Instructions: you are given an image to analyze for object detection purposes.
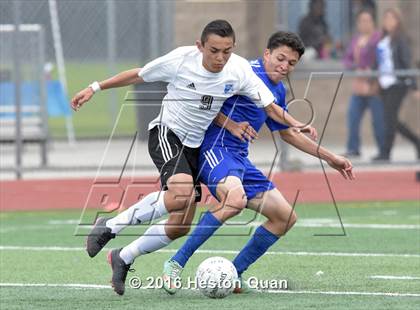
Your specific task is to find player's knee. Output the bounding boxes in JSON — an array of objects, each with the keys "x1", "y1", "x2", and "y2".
[
  {"x1": 279, "y1": 209, "x2": 297, "y2": 234},
  {"x1": 167, "y1": 225, "x2": 191, "y2": 240},
  {"x1": 167, "y1": 180, "x2": 195, "y2": 210},
  {"x1": 271, "y1": 208, "x2": 297, "y2": 235},
  {"x1": 287, "y1": 210, "x2": 298, "y2": 229},
  {"x1": 224, "y1": 194, "x2": 247, "y2": 217},
  {"x1": 228, "y1": 192, "x2": 248, "y2": 209},
  {"x1": 171, "y1": 184, "x2": 194, "y2": 200}
]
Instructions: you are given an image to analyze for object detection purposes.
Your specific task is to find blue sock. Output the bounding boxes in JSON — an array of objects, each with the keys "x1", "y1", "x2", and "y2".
[
  {"x1": 172, "y1": 211, "x2": 222, "y2": 267},
  {"x1": 233, "y1": 225, "x2": 279, "y2": 277}
]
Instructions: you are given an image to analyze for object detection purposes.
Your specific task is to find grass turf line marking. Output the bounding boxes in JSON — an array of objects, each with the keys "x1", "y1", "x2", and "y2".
[
  {"x1": 0, "y1": 283, "x2": 109, "y2": 289},
  {"x1": 229, "y1": 221, "x2": 420, "y2": 230},
  {"x1": 1, "y1": 245, "x2": 419, "y2": 258},
  {"x1": 369, "y1": 275, "x2": 420, "y2": 280},
  {"x1": 45, "y1": 219, "x2": 420, "y2": 230},
  {"x1": 1, "y1": 283, "x2": 419, "y2": 297},
  {"x1": 264, "y1": 289, "x2": 420, "y2": 297}
]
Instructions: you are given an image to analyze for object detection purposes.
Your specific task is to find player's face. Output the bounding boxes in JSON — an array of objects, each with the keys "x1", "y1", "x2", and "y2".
[
  {"x1": 197, "y1": 34, "x2": 235, "y2": 73},
  {"x1": 263, "y1": 45, "x2": 300, "y2": 84}
]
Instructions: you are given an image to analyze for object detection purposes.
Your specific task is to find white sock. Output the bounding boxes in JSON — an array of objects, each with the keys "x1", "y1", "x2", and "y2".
[
  {"x1": 106, "y1": 191, "x2": 167, "y2": 234},
  {"x1": 119, "y1": 221, "x2": 172, "y2": 264}
]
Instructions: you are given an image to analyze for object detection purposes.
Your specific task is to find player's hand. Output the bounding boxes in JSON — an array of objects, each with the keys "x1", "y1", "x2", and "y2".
[
  {"x1": 327, "y1": 155, "x2": 355, "y2": 180},
  {"x1": 228, "y1": 121, "x2": 258, "y2": 142},
  {"x1": 71, "y1": 87, "x2": 94, "y2": 111},
  {"x1": 293, "y1": 124, "x2": 318, "y2": 141},
  {"x1": 300, "y1": 125, "x2": 318, "y2": 141}
]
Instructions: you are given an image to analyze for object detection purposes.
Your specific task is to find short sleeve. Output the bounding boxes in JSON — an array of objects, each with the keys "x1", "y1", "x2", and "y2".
[
  {"x1": 265, "y1": 84, "x2": 289, "y2": 131},
  {"x1": 237, "y1": 60, "x2": 274, "y2": 108},
  {"x1": 138, "y1": 47, "x2": 185, "y2": 83},
  {"x1": 266, "y1": 113, "x2": 289, "y2": 131}
]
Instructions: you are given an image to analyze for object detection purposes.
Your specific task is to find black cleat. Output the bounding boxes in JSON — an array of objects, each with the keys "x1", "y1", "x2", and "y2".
[
  {"x1": 107, "y1": 248, "x2": 132, "y2": 295},
  {"x1": 86, "y1": 217, "x2": 115, "y2": 258}
]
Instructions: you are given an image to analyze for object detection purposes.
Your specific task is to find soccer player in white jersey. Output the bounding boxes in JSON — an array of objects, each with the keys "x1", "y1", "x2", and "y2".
[
  {"x1": 161, "y1": 31, "x2": 355, "y2": 294},
  {"x1": 71, "y1": 20, "x2": 315, "y2": 295}
]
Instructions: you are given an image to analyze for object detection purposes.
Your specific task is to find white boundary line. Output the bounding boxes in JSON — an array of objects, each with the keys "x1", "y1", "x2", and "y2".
[
  {"x1": 294, "y1": 223, "x2": 420, "y2": 230},
  {"x1": 0, "y1": 283, "x2": 110, "y2": 289},
  {"x1": 264, "y1": 289, "x2": 420, "y2": 297},
  {"x1": 229, "y1": 221, "x2": 420, "y2": 230},
  {"x1": 43, "y1": 219, "x2": 420, "y2": 230},
  {"x1": 370, "y1": 275, "x2": 420, "y2": 280},
  {"x1": 0, "y1": 283, "x2": 419, "y2": 298},
  {"x1": 0, "y1": 245, "x2": 419, "y2": 258}
]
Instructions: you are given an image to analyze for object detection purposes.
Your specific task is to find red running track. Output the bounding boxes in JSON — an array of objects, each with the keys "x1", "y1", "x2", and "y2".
[{"x1": 1, "y1": 170, "x2": 419, "y2": 211}]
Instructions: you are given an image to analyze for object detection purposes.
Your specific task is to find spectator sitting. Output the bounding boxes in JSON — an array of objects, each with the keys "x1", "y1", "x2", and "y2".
[{"x1": 298, "y1": 0, "x2": 332, "y2": 59}]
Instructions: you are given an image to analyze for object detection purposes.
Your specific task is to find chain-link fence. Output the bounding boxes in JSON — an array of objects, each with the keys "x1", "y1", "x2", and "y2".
[
  {"x1": 0, "y1": 0, "x2": 173, "y2": 62},
  {"x1": 0, "y1": 0, "x2": 174, "y2": 141}
]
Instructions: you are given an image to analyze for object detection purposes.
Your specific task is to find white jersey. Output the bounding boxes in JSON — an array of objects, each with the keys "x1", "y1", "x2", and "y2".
[{"x1": 138, "y1": 46, "x2": 275, "y2": 148}]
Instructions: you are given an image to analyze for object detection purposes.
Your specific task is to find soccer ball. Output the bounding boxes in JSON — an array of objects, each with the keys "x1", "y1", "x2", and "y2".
[{"x1": 195, "y1": 256, "x2": 238, "y2": 299}]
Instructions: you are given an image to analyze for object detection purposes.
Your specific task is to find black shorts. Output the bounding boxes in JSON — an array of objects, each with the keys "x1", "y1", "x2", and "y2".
[{"x1": 148, "y1": 125, "x2": 202, "y2": 202}]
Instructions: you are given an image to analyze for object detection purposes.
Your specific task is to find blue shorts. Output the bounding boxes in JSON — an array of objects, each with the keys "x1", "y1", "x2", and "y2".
[{"x1": 198, "y1": 147, "x2": 275, "y2": 201}]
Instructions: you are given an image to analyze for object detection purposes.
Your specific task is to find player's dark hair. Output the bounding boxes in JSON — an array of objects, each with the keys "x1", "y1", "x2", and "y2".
[
  {"x1": 267, "y1": 31, "x2": 305, "y2": 58},
  {"x1": 201, "y1": 20, "x2": 235, "y2": 45}
]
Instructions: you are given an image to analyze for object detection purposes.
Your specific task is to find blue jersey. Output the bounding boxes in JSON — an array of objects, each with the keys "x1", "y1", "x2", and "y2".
[{"x1": 200, "y1": 58, "x2": 289, "y2": 156}]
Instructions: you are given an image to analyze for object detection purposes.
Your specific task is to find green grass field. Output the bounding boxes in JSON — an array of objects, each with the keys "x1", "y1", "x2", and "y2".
[{"x1": 1, "y1": 201, "x2": 419, "y2": 309}]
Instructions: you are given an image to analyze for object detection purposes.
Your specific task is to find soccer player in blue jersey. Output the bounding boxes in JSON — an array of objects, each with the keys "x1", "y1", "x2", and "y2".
[
  {"x1": 73, "y1": 21, "x2": 317, "y2": 296},
  {"x1": 162, "y1": 31, "x2": 355, "y2": 294}
]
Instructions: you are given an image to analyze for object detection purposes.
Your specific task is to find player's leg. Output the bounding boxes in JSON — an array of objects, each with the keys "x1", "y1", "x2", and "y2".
[
  {"x1": 87, "y1": 178, "x2": 194, "y2": 259},
  {"x1": 228, "y1": 159, "x2": 296, "y2": 289},
  {"x1": 118, "y1": 173, "x2": 197, "y2": 265},
  {"x1": 104, "y1": 191, "x2": 167, "y2": 235},
  {"x1": 86, "y1": 126, "x2": 189, "y2": 258},
  {"x1": 106, "y1": 169, "x2": 197, "y2": 238},
  {"x1": 110, "y1": 175, "x2": 197, "y2": 296},
  {"x1": 163, "y1": 143, "x2": 203, "y2": 241},
  {"x1": 232, "y1": 187, "x2": 296, "y2": 282},
  {"x1": 170, "y1": 149, "x2": 246, "y2": 267},
  {"x1": 86, "y1": 190, "x2": 168, "y2": 257},
  {"x1": 171, "y1": 175, "x2": 246, "y2": 265},
  {"x1": 163, "y1": 175, "x2": 246, "y2": 294},
  {"x1": 112, "y1": 126, "x2": 198, "y2": 230},
  {"x1": 163, "y1": 150, "x2": 246, "y2": 294},
  {"x1": 108, "y1": 126, "x2": 199, "y2": 295}
]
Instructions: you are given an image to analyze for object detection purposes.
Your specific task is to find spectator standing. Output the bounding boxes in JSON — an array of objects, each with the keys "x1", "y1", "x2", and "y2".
[
  {"x1": 375, "y1": 8, "x2": 419, "y2": 161},
  {"x1": 343, "y1": 10, "x2": 384, "y2": 158}
]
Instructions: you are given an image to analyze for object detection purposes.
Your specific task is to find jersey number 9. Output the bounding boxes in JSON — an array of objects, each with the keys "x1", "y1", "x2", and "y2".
[{"x1": 199, "y1": 95, "x2": 214, "y2": 110}]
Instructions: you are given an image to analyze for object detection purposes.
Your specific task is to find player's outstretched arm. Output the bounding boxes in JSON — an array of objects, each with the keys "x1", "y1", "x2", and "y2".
[
  {"x1": 213, "y1": 112, "x2": 258, "y2": 142},
  {"x1": 71, "y1": 68, "x2": 144, "y2": 111},
  {"x1": 280, "y1": 128, "x2": 355, "y2": 180},
  {"x1": 264, "y1": 103, "x2": 318, "y2": 140}
]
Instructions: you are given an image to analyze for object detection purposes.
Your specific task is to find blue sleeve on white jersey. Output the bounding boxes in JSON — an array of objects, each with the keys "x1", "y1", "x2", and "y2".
[
  {"x1": 266, "y1": 116, "x2": 289, "y2": 132},
  {"x1": 265, "y1": 82, "x2": 289, "y2": 132}
]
